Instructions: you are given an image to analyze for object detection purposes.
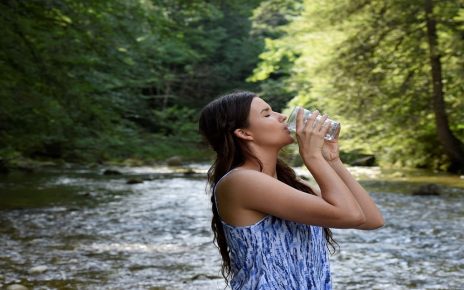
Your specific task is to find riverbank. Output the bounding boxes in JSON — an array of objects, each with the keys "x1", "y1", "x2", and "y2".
[
  {"x1": 2, "y1": 136, "x2": 464, "y2": 199},
  {"x1": 2, "y1": 159, "x2": 464, "y2": 197}
]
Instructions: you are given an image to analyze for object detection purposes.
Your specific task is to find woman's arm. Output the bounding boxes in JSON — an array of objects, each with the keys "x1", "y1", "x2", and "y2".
[
  {"x1": 295, "y1": 110, "x2": 367, "y2": 227},
  {"x1": 327, "y1": 158, "x2": 384, "y2": 229},
  {"x1": 216, "y1": 110, "x2": 366, "y2": 229},
  {"x1": 216, "y1": 168, "x2": 366, "y2": 229},
  {"x1": 320, "y1": 125, "x2": 384, "y2": 229}
]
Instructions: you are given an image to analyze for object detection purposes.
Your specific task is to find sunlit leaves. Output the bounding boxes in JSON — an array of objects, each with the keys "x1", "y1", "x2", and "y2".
[{"x1": 250, "y1": 0, "x2": 464, "y2": 169}]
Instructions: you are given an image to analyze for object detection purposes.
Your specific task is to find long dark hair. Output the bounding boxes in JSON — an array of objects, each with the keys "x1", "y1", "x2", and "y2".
[{"x1": 198, "y1": 90, "x2": 337, "y2": 284}]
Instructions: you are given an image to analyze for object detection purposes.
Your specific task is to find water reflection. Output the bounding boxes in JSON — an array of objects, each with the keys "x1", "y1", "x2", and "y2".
[{"x1": 0, "y1": 165, "x2": 463, "y2": 289}]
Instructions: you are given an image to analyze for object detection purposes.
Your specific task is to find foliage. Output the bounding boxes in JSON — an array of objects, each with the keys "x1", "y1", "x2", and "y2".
[
  {"x1": 250, "y1": 0, "x2": 464, "y2": 170},
  {"x1": 247, "y1": 0, "x2": 304, "y2": 111},
  {"x1": 2, "y1": 0, "x2": 463, "y2": 170},
  {"x1": 0, "y1": 0, "x2": 263, "y2": 163}
]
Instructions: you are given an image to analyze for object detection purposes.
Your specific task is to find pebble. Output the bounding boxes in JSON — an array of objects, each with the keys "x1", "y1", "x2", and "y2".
[
  {"x1": 126, "y1": 178, "x2": 143, "y2": 184},
  {"x1": 166, "y1": 156, "x2": 183, "y2": 166},
  {"x1": 103, "y1": 169, "x2": 122, "y2": 175},
  {"x1": 29, "y1": 265, "x2": 48, "y2": 274},
  {"x1": 6, "y1": 284, "x2": 28, "y2": 290}
]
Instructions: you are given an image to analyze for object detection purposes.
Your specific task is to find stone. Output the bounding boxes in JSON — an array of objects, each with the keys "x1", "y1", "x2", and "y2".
[
  {"x1": 166, "y1": 156, "x2": 183, "y2": 167},
  {"x1": 391, "y1": 171, "x2": 406, "y2": 178},
  {"x1": 126, "y1": 178, "x2": 143, "y2": 184},
  {"x1": 412, "y1": 184, "x2": 441, "y2": 196},
  {"x1": 29, "y1": 265, "x2": 48, "y2": 274},
  {"x1": 6, "y1": 284, "x2": 29, "y2": 290},
  {"x1": 103, "y1": 169, "x2": 122, "y2": 175},
  {"x1": 182, "y1": 168, "x2": 196, "y2": 175},
  {"x1": 142, "y1": 175, "x2": 156, "y2": 181}
]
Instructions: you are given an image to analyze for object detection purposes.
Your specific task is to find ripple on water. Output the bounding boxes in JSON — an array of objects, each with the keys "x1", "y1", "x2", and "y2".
[{"x1": 0, "y1": 166, "x2": 463, "y2": 289}]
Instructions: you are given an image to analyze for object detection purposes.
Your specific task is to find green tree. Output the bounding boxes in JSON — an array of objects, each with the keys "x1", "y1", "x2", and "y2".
[
  {"x1": 247, "y1": 0, "x2": 304, "y2": 111},
  {"x1": 0, "y1": 0, "x2": 267, "y2": 162},
  {"x1": 250, "y1": 0, "x2": 464, "y2": 171}
]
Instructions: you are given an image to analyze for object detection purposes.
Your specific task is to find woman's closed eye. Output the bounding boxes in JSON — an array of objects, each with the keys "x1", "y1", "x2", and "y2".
[{"x1": 260, "y1": 106, "x2": 273, "y2": 118}]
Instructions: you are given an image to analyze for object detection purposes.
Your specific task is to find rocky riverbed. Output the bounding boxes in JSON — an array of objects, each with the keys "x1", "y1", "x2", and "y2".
[{"x1": 0, "y1": 164, "x2": 463, "y2": 289}]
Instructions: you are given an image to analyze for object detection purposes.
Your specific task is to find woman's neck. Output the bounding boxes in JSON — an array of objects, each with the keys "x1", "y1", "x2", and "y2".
[{"x1": 241, "y1": 147, "x2": 279, "y2": 178}]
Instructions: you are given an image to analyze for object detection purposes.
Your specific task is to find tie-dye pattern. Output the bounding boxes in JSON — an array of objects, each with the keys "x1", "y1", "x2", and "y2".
[{"x1": 221, "y1": 215, "x2": 332, "y2": 289}]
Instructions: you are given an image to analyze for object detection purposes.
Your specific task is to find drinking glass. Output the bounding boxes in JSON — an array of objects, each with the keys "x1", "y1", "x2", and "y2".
[{"x1": 286, "y1": 107, "x2": 340, "y2": 141}]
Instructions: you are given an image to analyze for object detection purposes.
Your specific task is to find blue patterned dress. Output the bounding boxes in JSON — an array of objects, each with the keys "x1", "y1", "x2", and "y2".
[{"x1": 215, "y1": 175, "x2": 332, "y2": 289}]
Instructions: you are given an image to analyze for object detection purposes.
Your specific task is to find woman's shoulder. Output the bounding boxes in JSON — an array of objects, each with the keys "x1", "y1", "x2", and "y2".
[
  {"x1": 216, "y1": 168, "x2": 275, "y2": 194},
  {"x1": 219, "y1": 168, "x2": 273, "y2": 184}
]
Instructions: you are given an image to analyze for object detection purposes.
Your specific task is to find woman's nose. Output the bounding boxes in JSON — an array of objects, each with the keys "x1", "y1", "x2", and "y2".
[{"x1": 280, "y1": 113, "x2": 287, "y2": 122}]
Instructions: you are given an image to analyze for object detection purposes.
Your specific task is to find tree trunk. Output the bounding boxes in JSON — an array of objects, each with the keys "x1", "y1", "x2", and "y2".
[{"x1": 424, "y1": 0, "x2": 464, "y2": 172}]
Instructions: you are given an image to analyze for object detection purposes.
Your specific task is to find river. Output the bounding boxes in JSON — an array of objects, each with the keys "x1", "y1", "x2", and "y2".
[{"x1": 0, "y1": 164, "x2": 463, "y2": 289}]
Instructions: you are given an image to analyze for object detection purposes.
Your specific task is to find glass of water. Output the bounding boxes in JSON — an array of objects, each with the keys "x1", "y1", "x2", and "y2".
[{"x1": 287, "y1": 107, "x2": 340, "y2": 141}]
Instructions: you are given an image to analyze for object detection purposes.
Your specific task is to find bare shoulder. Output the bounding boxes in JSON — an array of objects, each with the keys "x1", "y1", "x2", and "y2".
[
  {"x1": 216, "y1": 169, "x2": 279, "y2": 196},
  {"x1": 215, "y1": 169, "x2": 277, "y2": 226},
  {"x1": 215, "y1": 168, "x2": 364, "y2": 228}
]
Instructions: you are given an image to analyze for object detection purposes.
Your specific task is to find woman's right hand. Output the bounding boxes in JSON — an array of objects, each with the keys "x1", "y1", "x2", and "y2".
[{"x1": 295, "y1": 107, "x2": 331, "y2": 162}]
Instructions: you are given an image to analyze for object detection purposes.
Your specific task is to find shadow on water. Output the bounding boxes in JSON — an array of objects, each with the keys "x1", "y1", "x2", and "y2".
[{"x1": 0, "y1": 164, "x2": 463, "y2": 289}]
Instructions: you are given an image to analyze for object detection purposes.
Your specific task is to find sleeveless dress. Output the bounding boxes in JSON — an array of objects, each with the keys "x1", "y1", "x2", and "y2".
[{"x1": 214, "y1": 173, "x2": 333, "y2": 290}]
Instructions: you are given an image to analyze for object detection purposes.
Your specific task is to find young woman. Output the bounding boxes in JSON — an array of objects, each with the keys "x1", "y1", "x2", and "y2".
[{"x1": 198, "y1": 91, "x2": 384, "y2": 289}]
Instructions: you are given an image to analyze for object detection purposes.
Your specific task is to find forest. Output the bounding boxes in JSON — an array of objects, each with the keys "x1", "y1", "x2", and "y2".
[{"x1": 1, "y1": 0, "x2": 463, "y2": 173}]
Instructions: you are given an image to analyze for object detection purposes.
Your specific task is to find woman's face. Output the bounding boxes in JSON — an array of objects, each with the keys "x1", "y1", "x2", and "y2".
[{"x1": 243, "y1": 97, "x2": 294, "y2": 148}]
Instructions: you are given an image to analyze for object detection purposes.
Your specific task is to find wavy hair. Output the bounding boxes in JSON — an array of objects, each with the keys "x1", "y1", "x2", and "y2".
[{"x1": 198, "y1": 90, "x2": 337, "y2": 285}]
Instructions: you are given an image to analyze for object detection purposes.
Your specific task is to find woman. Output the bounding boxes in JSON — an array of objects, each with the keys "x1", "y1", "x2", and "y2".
[{"x1": 198, "y1": 91, "x2": 384, "y2": 289}]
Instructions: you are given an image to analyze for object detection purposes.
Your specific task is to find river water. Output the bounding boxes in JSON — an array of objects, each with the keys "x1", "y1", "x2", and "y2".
[{"x1": 0, "y1": 164, "x2": 463, "y2": 289}]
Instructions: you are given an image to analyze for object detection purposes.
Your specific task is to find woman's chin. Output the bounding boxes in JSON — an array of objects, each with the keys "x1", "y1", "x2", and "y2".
[{"x1": 284, "y1": 136, "x2": 295, "y2": 146}]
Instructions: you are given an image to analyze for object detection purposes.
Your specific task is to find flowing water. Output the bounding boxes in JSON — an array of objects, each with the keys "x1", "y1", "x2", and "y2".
[{"x1": 0, "y1": 164, "x2": 463, "y2": 290}]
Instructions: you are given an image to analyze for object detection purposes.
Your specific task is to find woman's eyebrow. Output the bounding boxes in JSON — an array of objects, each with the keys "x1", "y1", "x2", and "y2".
[{"x1": 260, "y1": 107, "x2": 271, "y2": 114}]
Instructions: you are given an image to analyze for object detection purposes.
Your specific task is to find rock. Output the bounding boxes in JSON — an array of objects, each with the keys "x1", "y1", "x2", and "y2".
[
  {"x1": 80, "y1": 192, "x2": 97, "y2": 197},
  {"x1": 166, "y1": 156, "x2": 183, "y2": 167},
  {"x1": 172, "y1": 167, "x2": 197, "y2": 175},
  {"x1": 182, "y1": 168, "x2": 196, "y2": 175},
  {"x1": 103, "y1": 169, "x2": 122, "y2": 175},
  {"x1": 142, "y1": 175, "x2": 156, "y2": 181},
  {"x1": 126, "y1": 178, "x2": 143, "y2": 184},
  {"x1": 391, "y1": 171, "x2": 406, "y2": 178},
  {"x1": 350, "y1": 155, "x2": 376, "y2": 166},
  {"x1": 412, "y1": 184, "x2": 441, "y2": 196},
  {"x1": 6, "y1": 284, "x2": 28, "y2": 290},
  {"x1": 29, "y1": 265, "x2": 48, "y2": 274}
]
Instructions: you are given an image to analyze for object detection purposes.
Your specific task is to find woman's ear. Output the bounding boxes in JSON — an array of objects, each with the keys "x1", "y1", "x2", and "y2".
[{"x1": 233, "y1": 128, "x2": 253, "y2": 141}]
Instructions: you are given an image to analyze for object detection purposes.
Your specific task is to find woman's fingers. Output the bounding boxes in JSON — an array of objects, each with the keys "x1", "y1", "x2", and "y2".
[
  {"x1": 296, "y1": 109, "x2": 333, "y2": 141},
  {"x1": 295, "y1": 107, "x2": 304, "y2": 133},
  {"x1": 320, "y1": 117, "x2": 331, "y2": 136},
  {"x1": 304, "y1": 110, "x2": 319, "y2": 130},
  {"x1": 316, "y1": 115, "x2": 328, "y2": 132}
]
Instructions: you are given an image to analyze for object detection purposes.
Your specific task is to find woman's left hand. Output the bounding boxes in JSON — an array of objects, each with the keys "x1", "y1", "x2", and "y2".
[{"x1": 322, "y1": 125, "x2": 341, "y2": 162}]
